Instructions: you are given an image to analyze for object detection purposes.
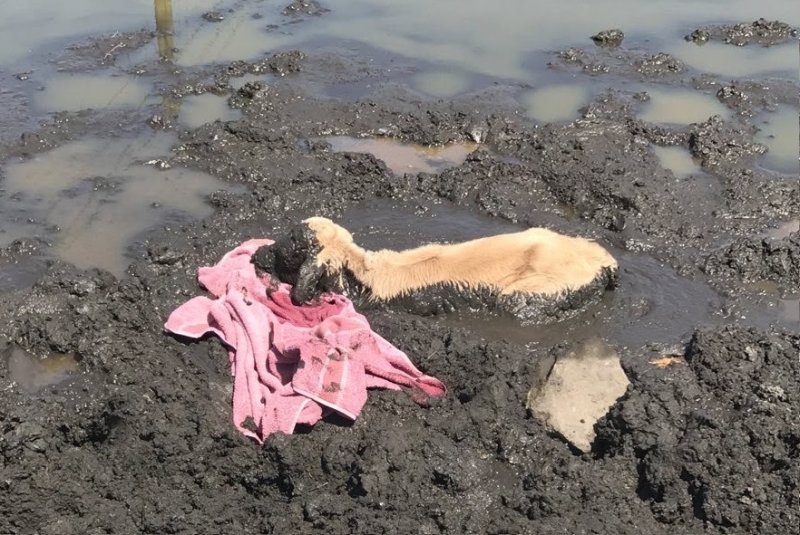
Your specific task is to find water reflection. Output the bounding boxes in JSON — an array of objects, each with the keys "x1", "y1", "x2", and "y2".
[{"x1": 154, "y1": 0, "x2": 175, "y2": 61}]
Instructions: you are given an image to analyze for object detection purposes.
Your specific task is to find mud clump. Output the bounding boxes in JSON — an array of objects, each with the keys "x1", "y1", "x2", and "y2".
[
  {"x1": 57, "y1": 30, "x2": 155, "y2": 70},
  {"x1": 556, "y1": 48, "x2": 685, "y2": 79},
  {"x1": 283, "y1": 0, "x2": 329, "y2": 17},
  {"x1": 687, "y1": 18, "x2": 797, "y2": 46},
  {"x1": 703, "y1": 79, "x2": 800, "y2": 116},
  {"x1": 689, "y1": 115, "x2": 767, "y2": 171},
  {"x1": 636, "y1": 53, "x2": 685, "y2": 77},
  {"x1": 703, "y1": 231, "x2": 800, "y2": 290},
  {"x1": 225, "y1": 50, "x2": 307, "y2": 81},
  {"x1": 596, "y1": 325, "x2": 800, "y2": 532}
]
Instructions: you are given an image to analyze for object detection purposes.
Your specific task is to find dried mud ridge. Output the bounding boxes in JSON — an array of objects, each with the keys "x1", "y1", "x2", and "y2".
[
  {"x1": 686, "y1": 18, "x2": 798, "y2": 46},
  {"x1": 1, "y1": 24, "x2": 800, "y2": 535}
]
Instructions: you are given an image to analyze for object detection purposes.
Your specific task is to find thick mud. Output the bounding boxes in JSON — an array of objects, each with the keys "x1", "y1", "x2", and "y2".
[{"x1": 1, "y1": 8, "x2": 799, "y2": 535}]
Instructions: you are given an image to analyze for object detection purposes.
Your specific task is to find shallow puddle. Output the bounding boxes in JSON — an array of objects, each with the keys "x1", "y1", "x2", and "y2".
[
  {"x1": 412, "y1": 71, "x2": 471, "y2": 98},
  {"x1": 653, "y1": 145, "x2": 702, "y2": 178},
  {"x1": 0, "y1": 258, "x2": 50, "y2": 293},
  {"x1": 325, "y1": 136, "x2": 477, "y2": 175},
  {"x1": 638, "y1": 88, "x2": 730, "y2": 125},
  {"x1": 1, "y1": 133, "x2": 234, "y2": 276},
  {"x1": 5, "y1": 345, "x2": 80, "y2": 393},
  {"x1": 34, "y1": 73, "x2": 153, "y2": 113},
  {"x1": 312, "y1": 0, "x2": 799, "y2": 80},
  {"x1": 2, "y1": 0, "x2": 798, "y2": 81},
  {"x1": 669, "y1": 40, "x2": 798, "y2": 78},
  {"x1": 781, "y1": 298, "x2": 800, "y2": 323},
  {"x1": 754, "y1": 105, "x2": 799, "y2": 174},
  {"x1": 179, "y1": 92, "x2": 241, "y2": 128},
  {"x1": 523, "y1": 84, "x2": 590, "y2": 123},
  {"x1": 764, "y1": 219, "x2": 800, "y2": 240}
]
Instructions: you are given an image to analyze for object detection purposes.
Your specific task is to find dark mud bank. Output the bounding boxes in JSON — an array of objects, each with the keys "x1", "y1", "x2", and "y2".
[{"x1": 2, "y1": 30, "x2": 800, "y2": 535}]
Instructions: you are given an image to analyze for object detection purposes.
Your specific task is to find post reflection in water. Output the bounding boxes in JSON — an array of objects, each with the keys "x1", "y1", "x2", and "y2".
[
  {"x1": 154, "y1": 0, "x2": 175, "y2": 61},
  {"x1": 153, "y1": 0, "x2": 182, "y2": 120}
]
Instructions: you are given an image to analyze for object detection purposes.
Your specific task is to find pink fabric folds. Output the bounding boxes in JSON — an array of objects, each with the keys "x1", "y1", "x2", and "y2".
[{"x1": 164, "y1": 239, "x2": 446, "y2": 442}]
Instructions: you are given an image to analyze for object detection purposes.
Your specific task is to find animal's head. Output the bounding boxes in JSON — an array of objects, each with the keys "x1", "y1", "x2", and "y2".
[{"x1": 252, "y1": 217, "x2": 354, "y2": 304}]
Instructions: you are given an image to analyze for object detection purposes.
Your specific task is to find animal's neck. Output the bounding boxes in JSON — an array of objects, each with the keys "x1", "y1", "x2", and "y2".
[{"x1": 341, "y1": 245, "x2": 446, "y2": 299}]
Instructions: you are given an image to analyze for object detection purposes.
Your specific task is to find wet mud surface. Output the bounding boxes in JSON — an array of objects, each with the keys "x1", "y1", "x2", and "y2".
[{"x1": 1, "y1": 8, "x2": 799, "y2": 535}]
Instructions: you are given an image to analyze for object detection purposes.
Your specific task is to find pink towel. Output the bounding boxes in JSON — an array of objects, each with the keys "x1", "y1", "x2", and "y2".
[{"x1": 164, "y1": 239, "x2": 446, "y2": 442}]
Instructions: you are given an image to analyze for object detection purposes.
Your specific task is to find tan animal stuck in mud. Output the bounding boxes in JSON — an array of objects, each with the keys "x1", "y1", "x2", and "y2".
[{"x1": 253, "y1": 217, "x2": 619, "y2": 323}]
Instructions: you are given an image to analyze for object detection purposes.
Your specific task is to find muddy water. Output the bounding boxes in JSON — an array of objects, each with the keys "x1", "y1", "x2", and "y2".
[
  {"x1": 764, "y1": 219, "x2": 800, "y2": 239},
  {"x1": 339, "y1": 201, "x2": 722, "y2": 350},
  {"x1": 0, "y1": 258, "x2": 51, "y2": 293},
  {"x1": 754, "y1": 105, "x2": 800, "y2": 174},
  {"x1": 1, "y1": 133, "x2": 234, "y2": 276},
  {"x1": 34, "y1": 74, "x2": 153, "y2": 113},
  {"x1": 412, "y1": 71, "x2": 471, "y2": 98},
  {"x1": 326, "y1": 137, "x2": 478, "y2": 175},
  {"x1": 179, "y1": 93, "x2": 242, "y2": 128},
  {"x1": 524, "y1": 84, "x2": 590, "y2": 123},
  {"x1": 0, "y1": 0, "x2": 222, "y2": 68},
  {"x1": 669, "y1": 39, "x2": 798, "y2": 78},
  {"x1": 309, "y1": 0, "x2": 799, "y2": 80},
  {"x1": 4, "y1": 345, "x2": 80, "y2": 393},
  {"x1": 781, "y1": 298, "x2": 800, "y2": 323},
  {"x1": 653, "y1": 145, "x2": 703, "y2": 178},
  {"x1": 638, "y1": 88, "x2": 731, "y2": 125}
]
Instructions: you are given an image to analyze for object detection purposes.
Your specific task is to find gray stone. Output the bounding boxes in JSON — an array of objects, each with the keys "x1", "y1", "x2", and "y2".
[{"x1": 527, "y1": 338, "x2": 629, "y2": 452}]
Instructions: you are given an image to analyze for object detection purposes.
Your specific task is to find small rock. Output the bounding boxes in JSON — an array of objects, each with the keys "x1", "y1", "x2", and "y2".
[
  {"x1": 147, "y1": 114, "x2": 172, "y2": 129},
  {"x1": 686, "y1": 28, "x2": 710, "y2": 44},
  {"x1": 145, "y1": 159, "x2": 172, "y2": 170},
  {"x1": 148, "y1": 245, "x2": 184, "y2": 266},
  {"x1": 202, "y1": 11, "x2": 225, "y2": 22},
  {"x1": 527, "y1": 339, "x2": 630, "y2": 452},
  {"x1": 591, "y1": 29, "x2": 625, "y2": 48}
]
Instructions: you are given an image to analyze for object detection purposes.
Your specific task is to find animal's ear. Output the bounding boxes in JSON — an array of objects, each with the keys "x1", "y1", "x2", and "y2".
[
  {"x1": 290, "y1": 259, "x2": 327, "y2": 305},
  {"x1": 251, "y1": 243, "x2": 278, "y2": 275}
]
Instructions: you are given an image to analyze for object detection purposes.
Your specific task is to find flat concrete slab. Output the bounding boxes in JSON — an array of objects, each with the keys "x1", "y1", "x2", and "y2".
[{"x1": 527, "y1": 338, "x2": 630, "y2": 452}]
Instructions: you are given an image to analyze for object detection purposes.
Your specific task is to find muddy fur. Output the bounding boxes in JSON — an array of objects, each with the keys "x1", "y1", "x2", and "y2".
[{"x1": 253, "y1": 217, "x2": 618, "y2": 323}]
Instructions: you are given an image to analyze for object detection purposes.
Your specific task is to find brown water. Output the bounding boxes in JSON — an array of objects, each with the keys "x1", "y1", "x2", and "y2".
[
  {"x1": 638, "y1": 88, "x2": 731, "y2": 125},
  {"x1": 1, "y1": 133, "x2": 233, "y2": 276},
  {"x1": 179, "y1": 93, "x2": 242, "y2": 128},
  {"x1": 5, "y1": 345, "x2": 80, "y2": 393},
  {"x1": 653, "y1": 145, "x2": 704, "y2": 178},
  {"x1": 34, "y1": 74, "x2": 153, "y2": 113},
  {"x1": 524, "y1": 84, "x2": 591, "y2": 124},
  {"x1": 325, "y1": 137, "x2": 478, "y2": 175},
  {"x1": 668, "y1": 39, "x2": 798, "y2": 78},
  {"x1": 754, "y1": 105, "x2": 800, "y2": 174}
]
